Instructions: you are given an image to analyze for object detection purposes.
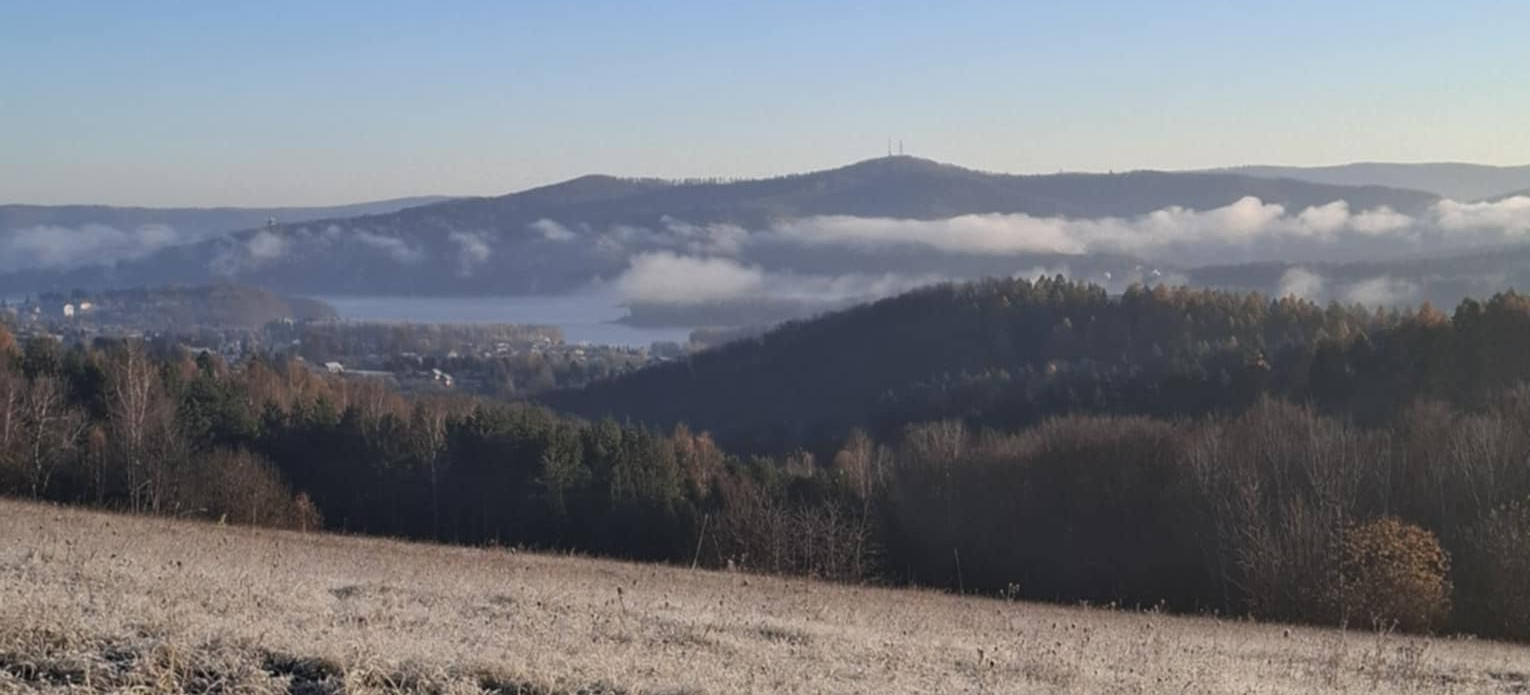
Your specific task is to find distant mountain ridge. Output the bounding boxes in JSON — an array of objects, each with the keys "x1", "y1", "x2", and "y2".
[
  {"x1": 0, "y1": 196, "x2": 458, "y2": 277},
  {"x1": 1213, "y1": 162, "x2": 1530, "y2": 201},
  {"x1": 0, "y1": 196, "x2": 456, "y2": 238},
  {"x1": 0, "y1": 156, "x2": 1444, "y2": 297},
  {"x1": 460, "y1": 156, "x2": 1439, "y2": 224}
]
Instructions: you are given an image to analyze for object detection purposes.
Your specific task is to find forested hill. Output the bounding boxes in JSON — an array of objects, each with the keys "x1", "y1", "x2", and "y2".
[
  {"x1": 0, "y1": 157, "x2": 1441, "y2": 296},
  {"x1": 542, "y1": 277, "x2": 1530, "y2": 452}
]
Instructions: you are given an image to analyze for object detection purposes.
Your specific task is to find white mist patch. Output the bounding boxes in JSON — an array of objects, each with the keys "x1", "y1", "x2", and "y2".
[
  {"x1": 1276, "y1": 267, "x2": 1326, "y2": 300},
  {"x1": 1296, "y1": 201, "x2": 1412, "y2": 236},
  {"x1": 2, "y1": 223, "x2": 183, "y2": 272},
  {"x1": 1342, "y1": 276, "x2": 1420, "y2": 307},
  {"x1": 352, "y1": 230, "x2": 424, "y2": 264},
  {"x1": 530, "y1": 218, "x2": 577, "y2": 242},
  {"x1": 246, "y1": 230, "x2": 289, "y2": 262},
  {"x1": 449, "y1": 231, "x2": 492, "y2": 276},
  {"x1": 1433, "y1": 196, "x2": 1530, "y2": 233},
  {"x1": 615, "y1": 252, "x2": 766, "y2": 304},
  {"x1": 658, "y1": 216, "x2": 748, "y2": 256},
  {"x1": 612, "y1": 251, "x2": 944, "y2": 306}
]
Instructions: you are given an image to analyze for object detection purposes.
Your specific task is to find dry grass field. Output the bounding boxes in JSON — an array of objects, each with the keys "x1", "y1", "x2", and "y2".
[{"x1": 1, "y1": 500, "x2": 1526, "y2": 694}]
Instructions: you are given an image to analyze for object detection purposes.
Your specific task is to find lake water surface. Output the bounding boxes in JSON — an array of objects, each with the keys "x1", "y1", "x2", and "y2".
[{"x1": 316, "y1": 294, "x2": 694, "y2": 347}]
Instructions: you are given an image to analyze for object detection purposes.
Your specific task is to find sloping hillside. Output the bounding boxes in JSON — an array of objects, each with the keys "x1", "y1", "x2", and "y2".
[{"x1": 4, "y1": 500, "x2": 1523, "y2": 695}]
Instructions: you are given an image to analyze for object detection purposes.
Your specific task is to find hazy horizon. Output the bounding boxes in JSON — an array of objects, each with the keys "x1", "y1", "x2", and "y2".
[
  {"x1": 6, "y1": 154, "x2": 1530, "y2": 210},
  {"x1": 6, "y1": 1, "x2": 1530, "y2": 207}
]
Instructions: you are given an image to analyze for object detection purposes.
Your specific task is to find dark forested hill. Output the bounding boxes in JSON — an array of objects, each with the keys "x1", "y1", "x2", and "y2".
[
  {"x1": 543, "y1": 275, "x2": 1530, "y2": 453},
  {"x1": 0, "y1": 157, "x2": 1440, "y2": 296},
  {"x1": 540, "y1": 277, "x2": 1389, "y2": 450}
]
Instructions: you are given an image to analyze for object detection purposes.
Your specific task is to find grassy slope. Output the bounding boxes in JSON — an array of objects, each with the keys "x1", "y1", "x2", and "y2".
[{"x1": 1, "y1": 500, "x2": 1526, "y2": 694}]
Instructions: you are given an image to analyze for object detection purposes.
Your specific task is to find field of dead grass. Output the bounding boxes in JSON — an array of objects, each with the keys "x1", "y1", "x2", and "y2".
[{"x1": 1, "y1": 499, "x2": 1526, "y2": 694}]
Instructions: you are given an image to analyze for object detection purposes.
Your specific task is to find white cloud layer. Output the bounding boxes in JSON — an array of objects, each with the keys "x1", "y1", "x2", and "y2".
[
  {"x1": 0, "y1": 223, "x2": 181, "y2": 272},
  {"x1": 615, "y1": 252, "x2": 766, "y2": 304},
  {"x1": 760, "y1": 195, "x2": 1530, "y2": 266},
  {"x1": 613, "y1": 251, "x2": 943, "y2": 306}
]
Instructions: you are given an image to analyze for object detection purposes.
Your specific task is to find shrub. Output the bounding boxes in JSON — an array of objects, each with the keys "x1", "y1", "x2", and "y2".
[
  {"x1": 175, "y1": 448, "x2": 319, "y2": 530},
  {"x1": 1334, "y1": 517, "x2": 1451, "y2": 632},
  {"x1": 1454, "y1": 499, "x2": 1530, "y2": 640},
  {"x1": 293, "y1": 492, "x2": 324, "y2": 533}
]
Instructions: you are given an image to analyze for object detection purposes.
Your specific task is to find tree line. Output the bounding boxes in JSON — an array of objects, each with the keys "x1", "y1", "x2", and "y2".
[{"x1": 2, "y1": 279, "x2": 1529, "y2": 641}]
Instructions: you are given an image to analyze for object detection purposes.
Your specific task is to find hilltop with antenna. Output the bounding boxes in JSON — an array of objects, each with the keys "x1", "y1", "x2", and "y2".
[{"x1": 0, "y1": 155, "x2": 1441, "y2": 298}]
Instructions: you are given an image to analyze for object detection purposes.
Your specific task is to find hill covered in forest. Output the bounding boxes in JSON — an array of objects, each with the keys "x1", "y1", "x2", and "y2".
[
  {"x1": 0, "y1": 157, "x2": 1441, "y2": 299},
  {"x1": 542, "y1": 276, "x2": 1530, "y2": 452}
]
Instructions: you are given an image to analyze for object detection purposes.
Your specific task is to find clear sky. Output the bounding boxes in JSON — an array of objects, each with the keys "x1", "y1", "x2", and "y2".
[{"x1": 4, "y1": 0, "x2": 1529, "y2": 207}]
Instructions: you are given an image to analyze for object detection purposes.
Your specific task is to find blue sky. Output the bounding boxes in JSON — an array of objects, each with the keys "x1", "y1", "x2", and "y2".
[{"x1": 4, "y1": 0, "x2": 1528, "y2": 206}]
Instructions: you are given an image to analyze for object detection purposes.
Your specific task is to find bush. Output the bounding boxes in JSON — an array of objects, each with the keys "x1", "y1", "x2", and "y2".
[
  {"x1": 1334, "y1": 517, "x2": 1451, "y2": 632},
  {"x1": 1454, "y1": 499, "x2": 1530, "y2": 640},
  {"x1": 175, "y1": 448, "x2": 320, "y2": 530}
]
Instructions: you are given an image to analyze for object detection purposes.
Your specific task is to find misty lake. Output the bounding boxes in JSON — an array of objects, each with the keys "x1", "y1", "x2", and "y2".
[{"x1": 315, "y1": 294, "x2": 695, "y2": 348}]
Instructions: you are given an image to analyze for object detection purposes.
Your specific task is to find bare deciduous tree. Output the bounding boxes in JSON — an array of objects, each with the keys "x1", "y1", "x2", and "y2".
[
  {"x1": 410, "y1": 400, "x2": 450, "y2": 535},
  {"x1": 0, "y1": 366, "x2": 20, "y2": 487},
  {"x1": 19, "y1": 375, "x2": 85, "y2": 499},
  {"x1": 107, "y1": 342, "x2": 174, "y2": 512}
]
